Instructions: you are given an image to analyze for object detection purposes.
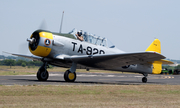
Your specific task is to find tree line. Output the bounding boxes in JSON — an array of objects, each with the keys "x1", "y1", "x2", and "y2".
[{"x1": 0, "y1": 59, "x2": 43, "y2": 67}]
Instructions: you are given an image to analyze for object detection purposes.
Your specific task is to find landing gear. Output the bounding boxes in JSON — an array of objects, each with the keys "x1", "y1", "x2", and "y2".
[
  {"x1": 64, "y1": 62, "x2": 77, "y2": 82},
  {"x1": 142, "y1": 73, "x2": 148, "y2": 83},
  {"x1": 64, "y1": 70, "x2": 76, "y2": 82},
  {"x1": 37, "y1": 62, "x2": 49, "y2": 81},
  {"x1": 142, "y1": 77, "x2": 147, "y2": 83}
]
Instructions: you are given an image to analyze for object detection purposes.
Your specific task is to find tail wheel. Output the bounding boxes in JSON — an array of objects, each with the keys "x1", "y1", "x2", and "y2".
[
  {"x1": 142, "y1": 77, "x2": 147, "y2": 83},
  {"x1": 37, "y1": 68, "x2": 49, "y2": 81},
  {"x1": 64, "y1": 70, "x2": 76, "y2": 82}
]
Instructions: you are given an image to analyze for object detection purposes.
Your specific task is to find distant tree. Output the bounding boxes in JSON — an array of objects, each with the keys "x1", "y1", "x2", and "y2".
[
  {"x1": 16, "y1": 57, "x2": 31, "y2": 61},
  {"x1": 27, "y1": 61, "x2": 43, "y2": 66},
  {"x1": 0, "y1": 55, "x2": 5, "y2": 59},
  {"x1": 21, "y1": 62, "x2": 26, "y2": 67},
  {"x1": 3, "y1": 59, "x2": 16, "y2": 67},
  {"x1": 6, "y1": 56, "x2": 16, "y2": 60},
  {"x1": 0, "y1": 58, "x2": 44, "y2": 67},
  {"x1": 33, "y1": 61, "x2": 43, "y2": 66},
  {"x1": 175, "y1": 65, "x2": 180, "y2": 69},
  {"x1": 16, "y1": 60, "x2": 27, "y2": 66},
  {"x1": 0, "y1": 61, "x2": 2, "y2": 65}
]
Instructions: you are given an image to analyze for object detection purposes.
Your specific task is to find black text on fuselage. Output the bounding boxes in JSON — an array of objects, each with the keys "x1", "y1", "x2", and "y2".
[{"x1": 72, "y1": 42, "x2": 105, "y2": 55}]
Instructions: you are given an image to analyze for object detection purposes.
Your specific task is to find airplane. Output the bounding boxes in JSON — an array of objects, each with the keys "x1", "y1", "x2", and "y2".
[{"x1": 6, "y1": 28, "x2": 173, "y2": 83}]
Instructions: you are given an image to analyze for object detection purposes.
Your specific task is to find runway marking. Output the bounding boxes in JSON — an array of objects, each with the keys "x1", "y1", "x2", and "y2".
[
  {"x1": 134, "y1": 76, "x2": 143, "y2": 78},
  {"x1": 162, "y1": 76, "x2": 174, "y2": 79},
  {"x1": 16, "y1": 74, "x2": 175, "y2": 80}
]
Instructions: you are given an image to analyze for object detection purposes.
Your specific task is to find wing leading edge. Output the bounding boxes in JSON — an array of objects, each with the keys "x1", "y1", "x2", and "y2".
[{"x1": 3, "y1": 52, "x2": 42, "y2": 61}]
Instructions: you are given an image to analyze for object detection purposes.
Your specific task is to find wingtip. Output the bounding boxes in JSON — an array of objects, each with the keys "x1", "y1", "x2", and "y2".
[{"x1": 2, "y1": 51, "x2": 12, "y2": 55}]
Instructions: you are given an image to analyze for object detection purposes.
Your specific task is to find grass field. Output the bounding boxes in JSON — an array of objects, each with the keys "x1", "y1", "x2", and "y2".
[
  {"x1": 0, "y1": 66, "x2": 180, "y2": 108},
  {"x1": 0, "y1": 66, "x2": 63, "y2": 75},
  {"x1": 0, "y1": 85, "x2": 180, "y2": 108}
]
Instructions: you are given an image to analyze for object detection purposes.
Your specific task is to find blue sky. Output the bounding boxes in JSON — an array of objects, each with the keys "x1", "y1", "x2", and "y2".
[{"x1": 0, "y1": 0, "x2": 180, "y2": 59}]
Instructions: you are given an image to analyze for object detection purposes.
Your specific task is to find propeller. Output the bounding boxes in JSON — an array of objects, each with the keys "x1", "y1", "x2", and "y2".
[
  {"x1": 19, "y1": 20, "x2": 47, "y2": 54},
  {"x1": 39, "y1": 19, "x2": 47, "y2": 30},
  {"x1": 18, "y1": 42, "x2": 29, "y2": 54}
]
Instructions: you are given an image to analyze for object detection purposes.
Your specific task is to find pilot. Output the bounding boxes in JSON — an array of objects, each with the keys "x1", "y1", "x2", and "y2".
[{"x1": 76, "y1": 30, "x2": 84, "y2": 41}]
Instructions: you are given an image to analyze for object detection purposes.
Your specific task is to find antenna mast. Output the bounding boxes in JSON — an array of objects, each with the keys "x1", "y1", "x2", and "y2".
[{"x1": 59, "y1": 11, "x2": 64, "y2": 33}]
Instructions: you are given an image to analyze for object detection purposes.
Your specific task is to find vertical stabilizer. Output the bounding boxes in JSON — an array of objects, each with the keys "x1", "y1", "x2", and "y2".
[
  {"x1": 145, "y1": 39, "x2": 161, "y2": 54},
  {"x1": 146, "y1": 39, "x2": 162, "y2": 74}
]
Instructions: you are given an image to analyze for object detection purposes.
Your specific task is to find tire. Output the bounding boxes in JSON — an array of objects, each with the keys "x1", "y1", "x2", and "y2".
[
  {"x1": 37, "y1": 68, "x2": 49, "y2": 81},
  {"x1": 142, "y1": 77, "x2": 147, "y2": 83},
  {"x1": 64, "y1": 70, "x2": 76, "y2": 82}
]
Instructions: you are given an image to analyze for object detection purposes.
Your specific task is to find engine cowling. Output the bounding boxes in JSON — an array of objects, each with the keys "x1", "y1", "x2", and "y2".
[{"x1": 28, "y1": 30, "x2": 53, "y2": 57}]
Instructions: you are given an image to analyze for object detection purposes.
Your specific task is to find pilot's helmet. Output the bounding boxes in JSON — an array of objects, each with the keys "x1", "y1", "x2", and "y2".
[{"x1": 77, "y1": 30, "x2": 83, "y2": 36}]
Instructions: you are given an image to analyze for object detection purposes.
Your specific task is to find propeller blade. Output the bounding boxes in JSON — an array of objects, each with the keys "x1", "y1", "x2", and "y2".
[
  {"x1": 18, "y1": 42, "x2": 29, "y2": 54},
  {"x1": 39, "y1": 19, "x2": 47, "y2": 30}
]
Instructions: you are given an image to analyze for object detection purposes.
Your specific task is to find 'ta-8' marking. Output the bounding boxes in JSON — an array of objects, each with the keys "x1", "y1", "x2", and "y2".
[{"x1": 72, "y1": 42, "x2": 105, "y2": 55}]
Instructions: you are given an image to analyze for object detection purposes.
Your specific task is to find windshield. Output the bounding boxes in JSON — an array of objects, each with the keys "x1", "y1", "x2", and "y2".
[
  {"x1": 69, "y1": 29, "x2": 115, "y2": 48},
  {"x1": 106, "y1": 38, "x2": 115, "y2": 48}
]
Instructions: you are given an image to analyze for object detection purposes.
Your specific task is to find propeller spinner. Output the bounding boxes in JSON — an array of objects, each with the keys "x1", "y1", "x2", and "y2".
[{"x1": 27, "y1": 30, "x2": 53, "y2": 57}]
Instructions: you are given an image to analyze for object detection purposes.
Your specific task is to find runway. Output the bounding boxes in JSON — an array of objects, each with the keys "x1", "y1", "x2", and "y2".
[{"x1": 0, "y1": 72, "x2": 179, "y2": 85}]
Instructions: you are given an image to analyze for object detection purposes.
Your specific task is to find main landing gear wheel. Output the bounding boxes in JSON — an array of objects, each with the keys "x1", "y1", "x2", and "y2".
[
  {"x1": 37, "y1": 67, "x2": 49, "y2": 81},
  {"x1": 142, "y1": 77, "x2": 147, "y2": 83},
  {"x1": 64, "y1": 70, "x2": 76, "y2": 82},
  {"x1": 142, "y1": 73, "x2": 148, "y2": 83}
]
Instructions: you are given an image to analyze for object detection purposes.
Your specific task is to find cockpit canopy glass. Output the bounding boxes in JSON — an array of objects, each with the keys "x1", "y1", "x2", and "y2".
[{"x1": 69, "y1": 29, "x2": 115, "y2": 48}]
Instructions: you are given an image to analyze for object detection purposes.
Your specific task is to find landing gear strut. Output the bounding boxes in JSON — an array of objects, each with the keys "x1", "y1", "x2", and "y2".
[
  {"x1": 37, "y1": 62, "x2": 49, "y2": 81},
  {"x1": 142, "y1": 73, "x2": 148, "y2": 83},
  {"x1": 64, "y1": 62, "x2": 77, "y2": 82}
]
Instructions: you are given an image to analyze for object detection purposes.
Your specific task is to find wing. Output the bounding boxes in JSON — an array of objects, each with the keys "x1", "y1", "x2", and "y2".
[
  {"x1": 5, "y1": 51, "x2": 165, "y2": 70},
  {"x1": 3, "y1": 52, "x2": 42, "y2": 61},
  {"x1": 55, "y1": 51, "x2": 165, "y2": 70}
]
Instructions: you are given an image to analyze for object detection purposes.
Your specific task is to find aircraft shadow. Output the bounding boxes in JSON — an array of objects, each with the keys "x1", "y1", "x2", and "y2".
[{"x1": 10, "y1": 79, "x2": 165, "y2": 85}]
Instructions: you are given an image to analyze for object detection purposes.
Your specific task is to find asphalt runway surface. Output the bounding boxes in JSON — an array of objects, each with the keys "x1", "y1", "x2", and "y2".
[{"x1": 0, "y1": 72, "x2": 179, "y2": 85}]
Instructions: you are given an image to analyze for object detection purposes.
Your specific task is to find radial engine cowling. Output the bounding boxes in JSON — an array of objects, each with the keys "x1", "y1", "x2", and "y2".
[{"x1": 28, "y1": 30, "x2": 53, "y2": 57}]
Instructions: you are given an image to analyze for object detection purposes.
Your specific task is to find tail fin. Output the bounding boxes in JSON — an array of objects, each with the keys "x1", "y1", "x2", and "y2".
[
  {"x1": 145, "y1": 39, "x2": 161, "y2": 54},
  {"x1": 146, "y1": 39, "x2": 162, "y2": 74}
]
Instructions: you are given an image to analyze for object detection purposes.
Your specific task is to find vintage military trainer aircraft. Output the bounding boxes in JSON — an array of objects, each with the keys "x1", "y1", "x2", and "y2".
[{"x1": 6, "y1": 28, "x2": 173, "y2": 83}]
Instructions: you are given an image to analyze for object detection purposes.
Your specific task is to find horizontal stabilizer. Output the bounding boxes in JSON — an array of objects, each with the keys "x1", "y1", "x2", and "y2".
[{"x1": 157, "y1": 59, "x2": 174, "y2": 64}]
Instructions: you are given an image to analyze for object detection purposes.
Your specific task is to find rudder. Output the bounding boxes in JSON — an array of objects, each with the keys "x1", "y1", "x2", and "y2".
[{"x1": 146, "y1": 39, "x2": 162, "y2": 74}]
